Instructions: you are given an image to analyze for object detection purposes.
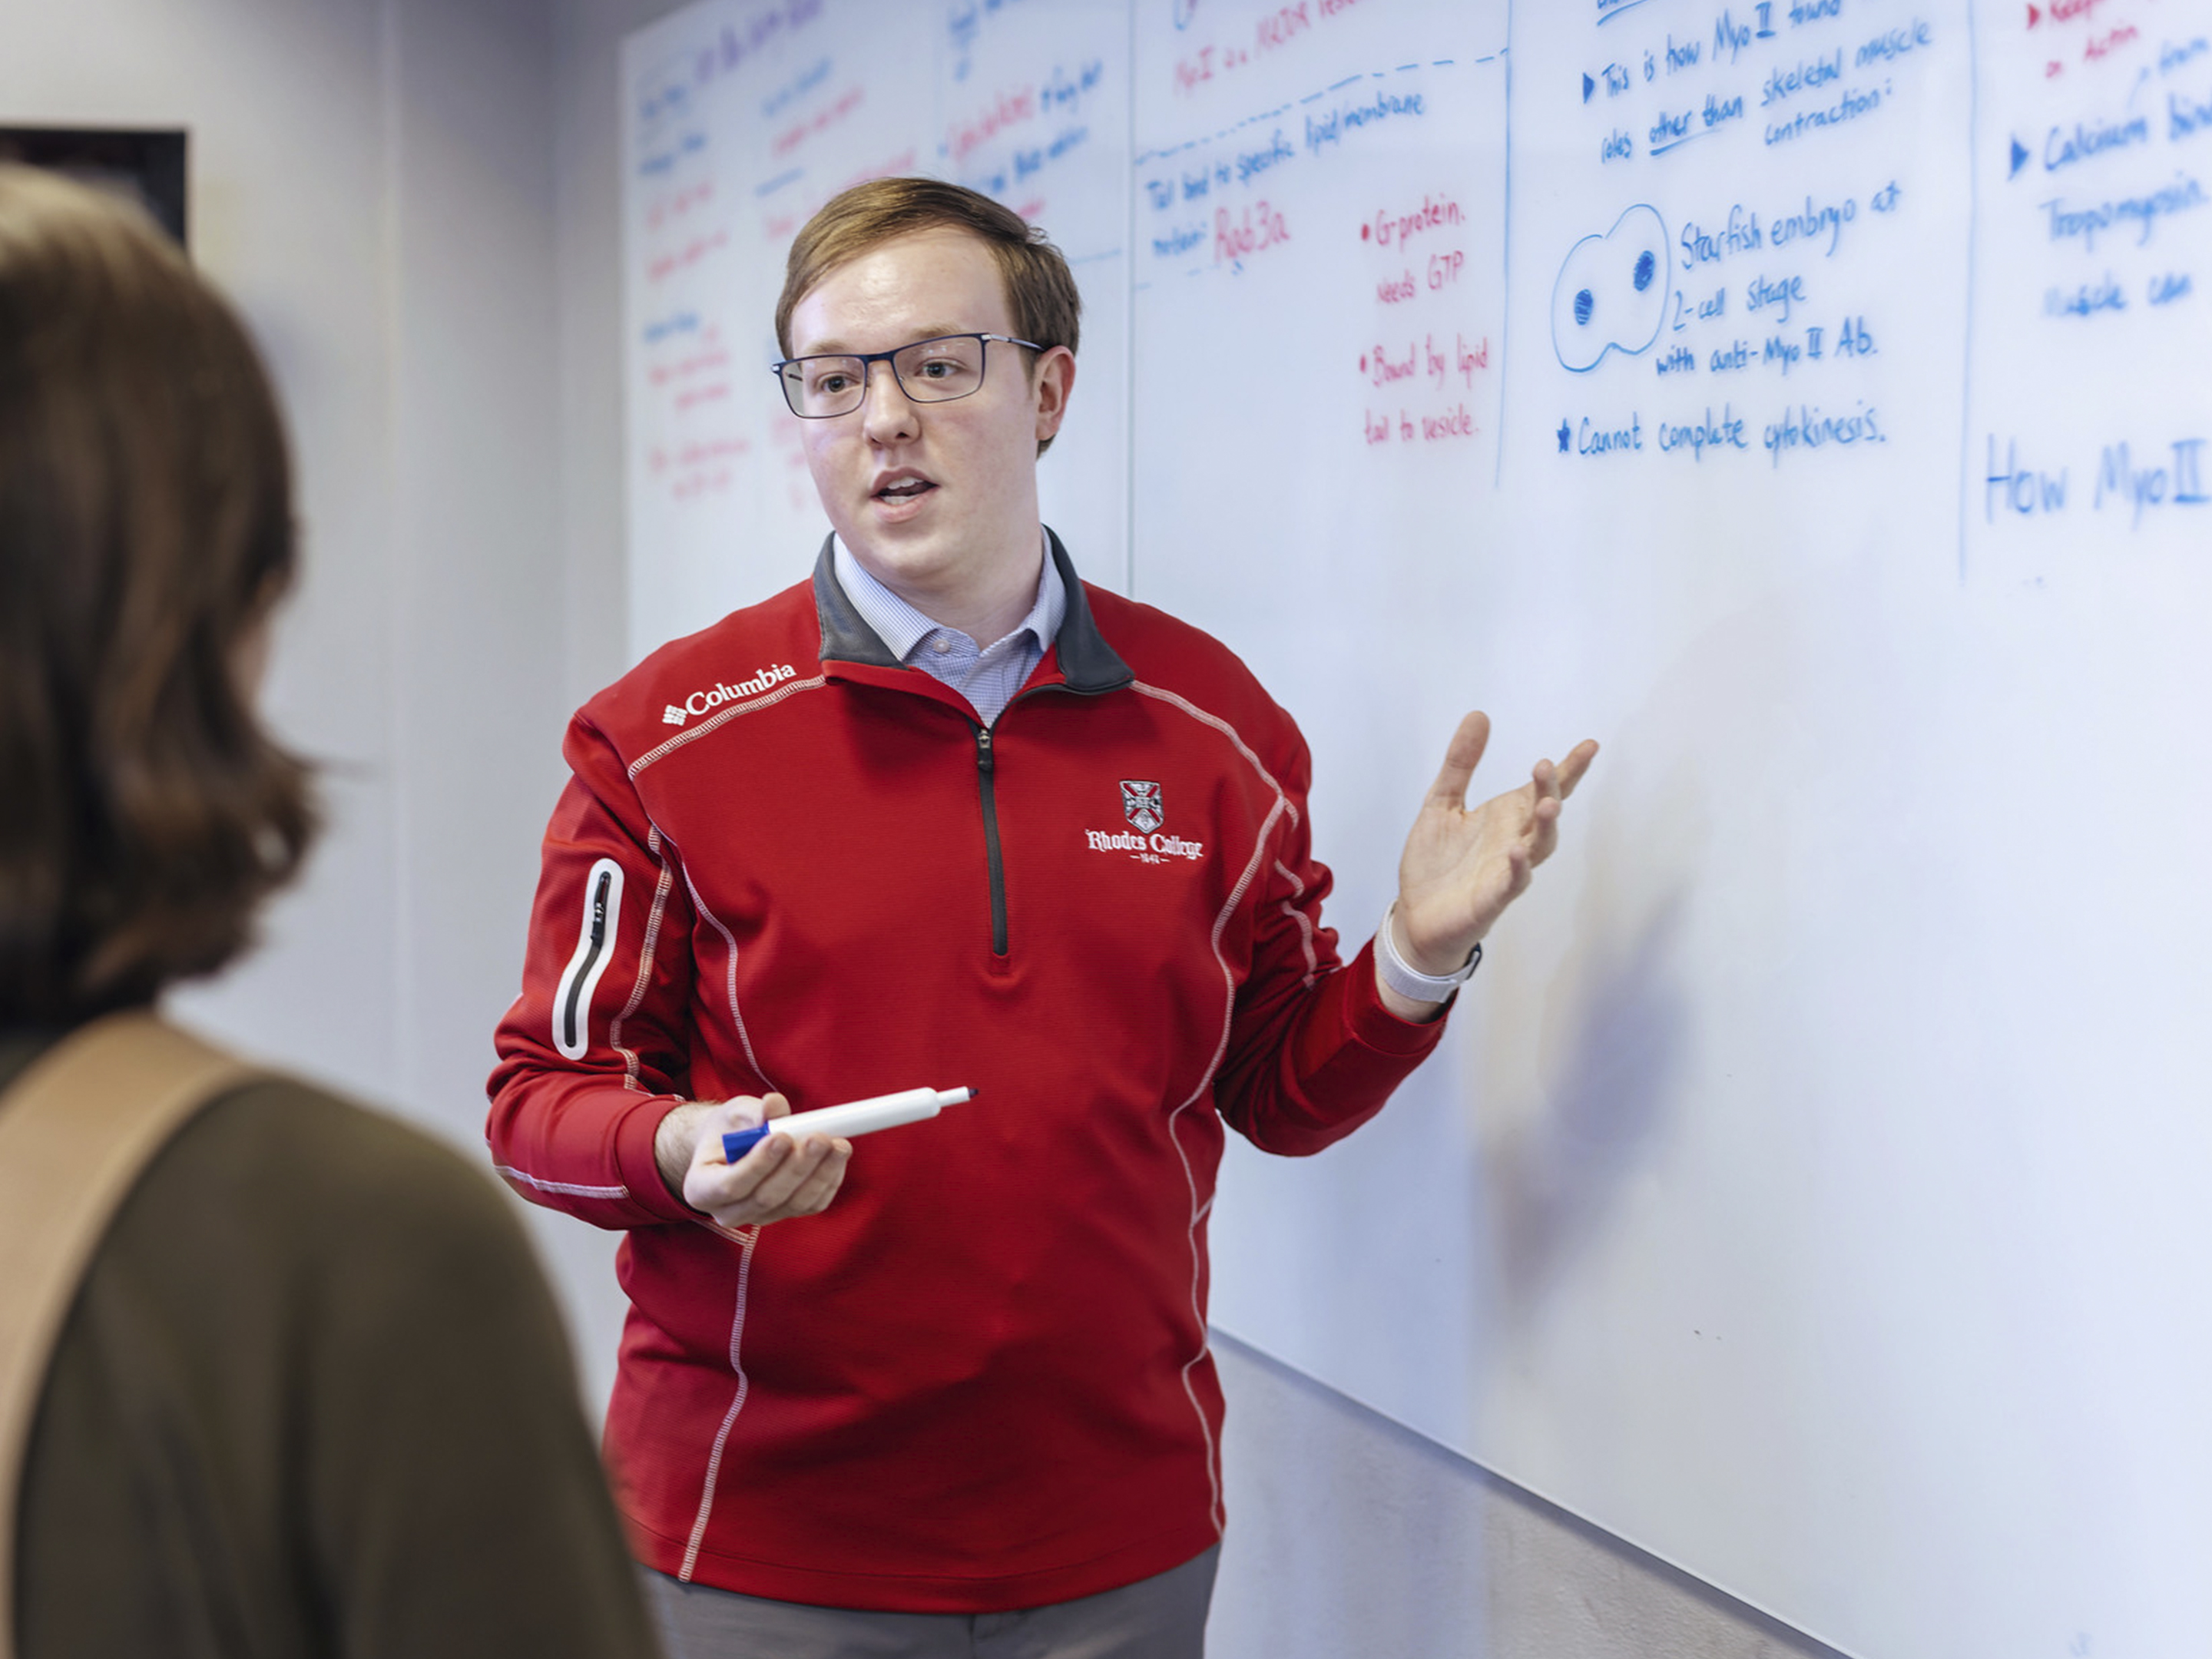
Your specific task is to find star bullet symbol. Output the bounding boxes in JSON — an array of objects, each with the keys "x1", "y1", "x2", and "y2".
[{"x1": 1557, "y1": 419, "x2": 1572, "y2": 453}]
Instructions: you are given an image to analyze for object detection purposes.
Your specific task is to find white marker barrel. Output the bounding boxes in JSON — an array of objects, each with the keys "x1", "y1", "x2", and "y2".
[{"x1": 767, "y1": 1086, "x2": 972, "y2": 1142}]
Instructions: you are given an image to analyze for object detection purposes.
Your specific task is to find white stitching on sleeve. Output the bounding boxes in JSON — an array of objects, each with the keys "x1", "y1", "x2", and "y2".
[
  {"x1": 609, "y1": 824, "x2": 677, "y2": 1093},
  {"x1": 665, "y1": 838, "x2": 776, "y2": 1094},
  {"x1": 630, "y1": 676, "x2": 827, "y2": 778},
  {"x1": 493, "y1": 1164, "x2": 628, "y2": 1201},
  {"x1": 1271, "y1": 859, "x2": 1322, "y2": 990},
  {"x1": 1128, "y1": 680, "x2": 1300, "y2": 826}
]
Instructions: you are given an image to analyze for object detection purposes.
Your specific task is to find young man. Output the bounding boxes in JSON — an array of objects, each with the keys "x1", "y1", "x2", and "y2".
[{"x1": 489, "y1": 178, "x2": 1595, "y2": 1657}]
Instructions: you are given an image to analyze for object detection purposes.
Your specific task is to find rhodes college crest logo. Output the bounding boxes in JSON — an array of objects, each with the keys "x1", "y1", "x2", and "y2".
[
  {"x1": 1121, "y1": 780, "x2": 1164, "y2": 834},
  {"x1": 1087, "y1": 780, "x2": 1201, "y2": 864}
]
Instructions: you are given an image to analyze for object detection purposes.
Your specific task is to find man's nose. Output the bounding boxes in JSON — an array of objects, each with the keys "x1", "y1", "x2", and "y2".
[{"x1": 859, "y1": 359, "x2": 919, "y2": 444}]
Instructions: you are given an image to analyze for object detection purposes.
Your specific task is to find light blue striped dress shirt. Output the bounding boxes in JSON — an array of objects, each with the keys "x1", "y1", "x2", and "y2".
[{"x1": 830, "y1": 534, "x2": 1066, "y2": 727}]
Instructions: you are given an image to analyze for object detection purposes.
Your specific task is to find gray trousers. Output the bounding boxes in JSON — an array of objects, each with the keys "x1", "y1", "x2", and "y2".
[{"x1": 639, "y1": 1545, "x2": 1219, "y2": 1659}]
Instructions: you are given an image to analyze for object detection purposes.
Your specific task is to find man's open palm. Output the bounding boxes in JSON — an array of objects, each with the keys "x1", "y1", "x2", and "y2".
[{"x1": 1392, "y1": 712, "x2": 1599, "y2": 976}]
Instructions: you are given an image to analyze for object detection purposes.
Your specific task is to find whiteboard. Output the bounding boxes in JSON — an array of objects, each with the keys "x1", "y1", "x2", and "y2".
[
  {"x1": 622, "y1": 0, "x2": 1132, "y2": 657},
  {"x1": 622, "y1": 5, "x2": 2212, "y2": 1656}
]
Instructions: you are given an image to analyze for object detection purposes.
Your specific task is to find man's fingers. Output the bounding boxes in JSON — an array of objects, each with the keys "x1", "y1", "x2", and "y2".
[
  {"x1": 746, "y1": 1142, "x2": 844, "y2": 1224},
  {"x1": 1528, "y1": 801, "x2": 1562, "y2": 866},
  {"x1": 1504, "y1": 839, "x2": 1534, "y2": 899},
  {"x1": 1429, "y1": 722, "x2": 1595, "y2": 819},
  {"x1": 760, "y1": 1134, "x2": 849, "y2": 1211},
  {"x1": 1424, "y1": 710, "x2": 1493, "y2": 810},
  {"x1": 782, "y1": 1139, "x2": 852, "y2": 1216},
  {"x1": 724, "y1": 1129, "x2": 792, "y2": 1191},
  {"x1": 694, "y1": 1095, "x2": 777, "y2": 1166},
  {"x1": 1555, "y1": 739, "x2": 1600, "y2": 799},
  {"x1": 686, "y1": 1131, "x2": 775, "y2": 1213},
  {"x1": 742, "y1": 1134, "x2": 826, "y2": 1210}
]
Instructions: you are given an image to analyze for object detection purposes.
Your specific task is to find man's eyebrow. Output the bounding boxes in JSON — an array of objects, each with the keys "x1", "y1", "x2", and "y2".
[{"x1": 791, "y1": 326, "x2": 975, "y2": 356}]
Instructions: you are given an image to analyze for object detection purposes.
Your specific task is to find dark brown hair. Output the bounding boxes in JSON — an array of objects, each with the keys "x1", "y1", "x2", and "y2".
[
  {"x1": 0, "y1": 165, "x2": 313, "y2": 1025},
  {"x1": 775, "y1": 177, "x2": 1081, "y2": 455}
]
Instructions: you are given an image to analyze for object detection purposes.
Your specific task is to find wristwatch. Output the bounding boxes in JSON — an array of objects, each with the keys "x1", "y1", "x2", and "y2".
[{"x1": 1376, "y1": 901, "x2": 1482, "y2": 1003}]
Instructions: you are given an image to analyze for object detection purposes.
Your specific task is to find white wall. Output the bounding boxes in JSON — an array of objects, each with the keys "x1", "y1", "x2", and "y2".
[
  {"x1": 7, "y1": 1, "x2": 1838, "y2": 1651},
  {"x1": 1, "y1": 0, "x2": 404, "y2": 1094},
  {"x1": 1, "y1": 0, "x2": 622, "y2": 1392},
  {"x1": 545, "y1": 0, "x2": 677, "y2": 1412},
  {"x1": 0, "y1": 0, "x2": 564, "y2": 1133}
]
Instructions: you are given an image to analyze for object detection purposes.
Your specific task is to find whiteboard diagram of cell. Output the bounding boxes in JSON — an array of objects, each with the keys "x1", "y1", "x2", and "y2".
[{"x1": 1551, "y1": 205, "x2": 1670, "y2": 373}]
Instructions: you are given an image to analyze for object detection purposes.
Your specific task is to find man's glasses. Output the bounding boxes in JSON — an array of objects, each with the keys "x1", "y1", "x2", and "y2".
[{"x1": 772, "y1": 333, "x2": 1041, "y2": 419}]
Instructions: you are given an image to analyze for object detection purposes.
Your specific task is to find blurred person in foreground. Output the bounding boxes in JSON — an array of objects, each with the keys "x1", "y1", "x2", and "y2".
[{"x1": 0, "y1": 165, "x2": 659, "y2": 1657}]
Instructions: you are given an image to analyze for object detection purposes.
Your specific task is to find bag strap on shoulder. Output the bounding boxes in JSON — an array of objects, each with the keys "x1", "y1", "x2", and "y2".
[{"x1": 0, "y1": 1011, "x2": 258, "y2": 1653}]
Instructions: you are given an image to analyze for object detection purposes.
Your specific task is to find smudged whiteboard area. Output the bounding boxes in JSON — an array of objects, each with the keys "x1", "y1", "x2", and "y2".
[{"x1": 622, "y1": 3, "x2": 2212, "y2": 1656}]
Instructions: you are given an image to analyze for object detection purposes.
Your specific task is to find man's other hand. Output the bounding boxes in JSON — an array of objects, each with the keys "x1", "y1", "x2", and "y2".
[
  {"x1": 1382, "y1": 712, "x2": 1599, "y2": 1019},
  {"x1": 654, "y1": 1094, "x2": 851, "y2": 1230}
]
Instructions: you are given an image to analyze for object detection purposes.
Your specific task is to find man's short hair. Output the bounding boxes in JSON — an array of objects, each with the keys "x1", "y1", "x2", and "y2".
[
  {"x1": 0, "y1": 164, "x2": 313, "y2": 1024},
  {"x1": 775, "y1": 177, "x2": 1081, "y2": 456}
]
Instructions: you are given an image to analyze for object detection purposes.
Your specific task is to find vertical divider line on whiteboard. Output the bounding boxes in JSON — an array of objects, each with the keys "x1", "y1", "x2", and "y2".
[
  {"x1": 1957, "y1": 0, "x2": 1983, "y2": 584},
  {"x1": 1124, "y1": 0, "x2": 1138, "y2": 599},
  {"x1": 1495, "y1": 2, "x2": 1515, "y2": 488}
]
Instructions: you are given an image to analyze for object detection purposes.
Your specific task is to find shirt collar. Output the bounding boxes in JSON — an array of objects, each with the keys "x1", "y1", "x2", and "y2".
[{"x1": 830, "y1": 532, "x2": 1065, "y2": 663}]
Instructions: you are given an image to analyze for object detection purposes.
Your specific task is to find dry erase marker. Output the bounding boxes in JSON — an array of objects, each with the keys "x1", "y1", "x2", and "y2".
[{"x1": 720, "y1": 1086, "x2": 975, "y2": 1161}]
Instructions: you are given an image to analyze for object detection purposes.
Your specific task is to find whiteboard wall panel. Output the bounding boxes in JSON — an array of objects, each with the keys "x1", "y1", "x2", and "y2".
[
  {"x1": 621, "y1": 0, "x2": 1132, "y2": 661},
  {"x1": 621, "y1": 4, "x2": 2212, "y2": 1656}
]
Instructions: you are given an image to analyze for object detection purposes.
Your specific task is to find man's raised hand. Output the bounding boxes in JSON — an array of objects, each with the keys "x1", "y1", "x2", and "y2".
[{"x1": 1382, "y1": 712, "x2": 1598, "y2": 1015}]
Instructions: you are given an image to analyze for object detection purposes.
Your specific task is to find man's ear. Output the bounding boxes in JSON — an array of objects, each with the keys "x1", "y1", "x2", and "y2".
[{"x1": 1032, "y1": 346, "x2": 1076, "y2": 445}]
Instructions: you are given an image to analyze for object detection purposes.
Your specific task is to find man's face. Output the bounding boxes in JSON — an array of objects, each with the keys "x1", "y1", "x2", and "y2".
[{"x1": 786, "y1": 227, "x2": 1071, "y2": 606}]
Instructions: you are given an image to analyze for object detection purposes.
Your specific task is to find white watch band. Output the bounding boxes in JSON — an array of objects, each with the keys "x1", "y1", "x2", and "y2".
[{"x1": 1376, "y1": 902, "x2": 1482, "y2": 1003}]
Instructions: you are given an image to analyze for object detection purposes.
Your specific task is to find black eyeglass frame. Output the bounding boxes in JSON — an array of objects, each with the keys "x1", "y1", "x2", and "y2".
[{"x1": 770, "y1": 332, "x2": 1045, "y2": 419}]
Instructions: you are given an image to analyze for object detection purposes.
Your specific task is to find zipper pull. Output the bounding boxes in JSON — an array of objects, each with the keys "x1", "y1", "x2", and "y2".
[{"x1": 975, "y1": 727, "x2": 995, "y2": 774}]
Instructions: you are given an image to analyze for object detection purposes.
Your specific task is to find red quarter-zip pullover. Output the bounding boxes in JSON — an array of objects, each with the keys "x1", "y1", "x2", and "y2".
[{"x1": 487, "y1": 535, "x2": 1446, "y2": 1611}]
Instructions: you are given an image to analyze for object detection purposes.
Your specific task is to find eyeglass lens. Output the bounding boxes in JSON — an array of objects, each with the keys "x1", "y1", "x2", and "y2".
[{"x1": 780, "y1": 335, "x2": 990, "y2": 417}]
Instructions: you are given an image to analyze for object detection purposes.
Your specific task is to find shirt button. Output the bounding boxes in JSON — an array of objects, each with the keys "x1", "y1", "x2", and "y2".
[{"x1": 931, "y1": 636, "x2": 952, "y2": 654}]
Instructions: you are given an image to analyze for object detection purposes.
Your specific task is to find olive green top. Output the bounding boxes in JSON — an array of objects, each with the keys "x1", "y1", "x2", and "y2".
[{"x1": 2, "y1": 1031, "x2": 658, "y2": 1659}]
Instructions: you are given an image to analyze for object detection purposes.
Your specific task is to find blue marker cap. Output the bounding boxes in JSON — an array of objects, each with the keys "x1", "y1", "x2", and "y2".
[{"x1": 720, "y1": 1124, "x2": 773, "y2": 1162}]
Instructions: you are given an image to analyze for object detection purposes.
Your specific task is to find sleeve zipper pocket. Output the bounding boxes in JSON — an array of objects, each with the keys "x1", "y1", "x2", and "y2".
[{"x1": 554, "y1": 858, "x2": 625, "y2": 1058}]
